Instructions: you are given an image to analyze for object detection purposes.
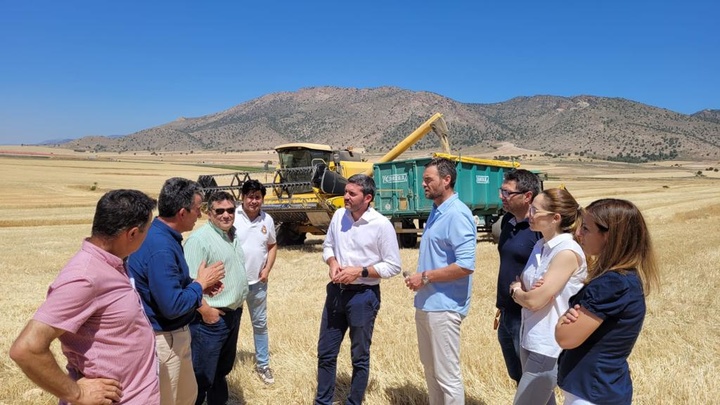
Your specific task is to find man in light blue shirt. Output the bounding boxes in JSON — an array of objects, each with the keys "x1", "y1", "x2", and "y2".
[{"x1": 405, "y1": 157, "x2": 477, "y2": 405}]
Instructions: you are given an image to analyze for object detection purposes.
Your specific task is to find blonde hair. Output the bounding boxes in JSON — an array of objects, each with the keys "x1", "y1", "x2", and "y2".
[
  {"x1": 538, "y1": 188, "x2": 581, "y2": 234},
  {"x1": 583, "y1": 198, "x2": 660, "y2": 295}
]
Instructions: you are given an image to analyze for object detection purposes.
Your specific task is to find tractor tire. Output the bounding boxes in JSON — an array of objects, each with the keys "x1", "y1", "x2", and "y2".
[
  {"x1": 399, "y1": 219, "x2": 418, "y2": 249},
  {"x1": 276, "y1": 223, "x2": 307, "y2": 246}
]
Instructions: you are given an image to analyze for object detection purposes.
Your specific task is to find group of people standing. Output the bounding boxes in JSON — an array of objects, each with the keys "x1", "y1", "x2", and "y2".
[
  {"x1": 9, "y1": 156, "x2": 660, "y2": 405},
  {"x1": 317, "y1": 157, "x2": 477, "y2": 405},
  {"x1": 317, "y1": 159, "x2": 660, "y2": 405},
  {"x1": 10, "y1": 177, "x2": 277, "y2": 405},
  {"x1": 496, "y1": 170, "x2": 660, "y2": 404}
]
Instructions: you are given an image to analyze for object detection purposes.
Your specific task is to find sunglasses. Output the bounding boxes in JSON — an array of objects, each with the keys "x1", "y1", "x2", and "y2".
[
  {"x1": 499, "y1": 188, "x2": 524, "y2": 198},
  {"x1": 213, "y1": 208, "x2": 236, "y2": 215}
]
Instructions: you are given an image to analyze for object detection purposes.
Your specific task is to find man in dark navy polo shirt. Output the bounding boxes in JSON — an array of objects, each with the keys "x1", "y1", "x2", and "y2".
[
  {"x1": 128, "y1": 177, "x2": 225, "y2": 405},
  {"x1": 496, "y1": 169, "x2": 542, "y2": 384}
]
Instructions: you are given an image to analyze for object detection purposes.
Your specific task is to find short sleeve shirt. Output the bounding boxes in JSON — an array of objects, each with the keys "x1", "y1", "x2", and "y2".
[
  {"x1": 234, "y1": 209, "x2": 276, "y2": 284},
  {"x1": 34, "y1": 240, "x2": 160, "y2": 405},
  {"x1": 558, "y1": 271, "x2": 646, "y2": 405}
]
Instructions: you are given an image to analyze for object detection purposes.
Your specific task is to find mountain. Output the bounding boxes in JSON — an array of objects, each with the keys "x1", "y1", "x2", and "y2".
[
  {"x1": 692, "y1": 109, "x2": 720, "y2": 125},
  {"x1": 60, "y1": 86, "x2": 720, "y2": 162},
  {"x1": 36, "y1": 138, "x2": 76, "y2": 145}
]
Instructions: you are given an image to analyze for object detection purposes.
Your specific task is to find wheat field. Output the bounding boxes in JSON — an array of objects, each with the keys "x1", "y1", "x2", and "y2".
[{"x1": 0, "y1": 151, "x2": 718, "y2": 404}]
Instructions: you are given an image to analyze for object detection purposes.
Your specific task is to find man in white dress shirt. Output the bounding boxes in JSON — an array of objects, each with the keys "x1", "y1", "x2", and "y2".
[{"x1": 314, "y1": 173, "x2": 402, "y2": 405}]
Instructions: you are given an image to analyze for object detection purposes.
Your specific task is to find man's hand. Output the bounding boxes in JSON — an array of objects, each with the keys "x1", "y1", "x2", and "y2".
[
  {"x1": 73, "y1": 377, "x2": 123, "y2": 405},
  {"x1": 196, "y1": 261, "x2": 225, "y2": 291},
  {"x1": 198, "y1": 304, "x2": 225, "y2": 325},
  {"x1": 206, "y1": 281, "x2": 224, "y2": 297},
  {"x1": 258, "y1": 267, "x2": 270, "y2": 283},
  {"x1": 327, "y1": 258, "x2": 341, "y2": 281},
  {"x1": 404, "y1": 272, "x2": 424, "y2": 292},
  {"x1": 333, "y1": 266, "x2": 361, "y2": 284}
]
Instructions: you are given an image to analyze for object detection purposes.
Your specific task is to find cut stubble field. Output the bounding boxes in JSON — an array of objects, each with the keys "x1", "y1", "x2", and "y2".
[{"x1": 0, "y1": 151, "x2": 718, "y2": 404}]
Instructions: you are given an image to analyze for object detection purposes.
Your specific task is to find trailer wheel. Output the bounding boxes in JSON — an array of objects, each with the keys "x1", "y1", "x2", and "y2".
[
  {"x1": 399, "y1": 219, "x2": 418, "y2": 249},
  {"x1": 276, "y1": 223, "x2": 307, "y2": 246}
]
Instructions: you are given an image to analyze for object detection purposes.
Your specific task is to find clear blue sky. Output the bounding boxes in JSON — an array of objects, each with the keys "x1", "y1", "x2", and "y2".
[{"x1": 1, "y1": 0, "x2": 718, "y2": 144}]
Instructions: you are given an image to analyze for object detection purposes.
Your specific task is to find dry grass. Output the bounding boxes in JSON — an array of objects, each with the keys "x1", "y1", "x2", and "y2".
[{"x1": 1, "y1": 151, "x2": 719, "y2": 404}]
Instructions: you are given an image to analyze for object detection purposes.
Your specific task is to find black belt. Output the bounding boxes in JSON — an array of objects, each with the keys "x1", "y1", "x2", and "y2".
[
  {"x1": 217, "y1": 307, "x2": 240, "y2": 313},
  {"x1": 336, "y1": 283, "x2": 376, "y2": 292}
]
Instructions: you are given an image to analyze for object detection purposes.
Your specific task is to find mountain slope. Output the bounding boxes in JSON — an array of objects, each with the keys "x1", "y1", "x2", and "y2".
[{"x1": 60, "y1": 86, "x2": 720, "y2": 161}]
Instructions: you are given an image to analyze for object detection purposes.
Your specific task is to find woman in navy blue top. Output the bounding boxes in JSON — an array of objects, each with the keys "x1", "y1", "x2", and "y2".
[{"x1": 554, "y1": 199, "x2": 660, "y2": 405}]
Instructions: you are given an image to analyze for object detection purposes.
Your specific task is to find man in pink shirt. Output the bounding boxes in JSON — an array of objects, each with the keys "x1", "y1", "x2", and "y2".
[{"x1": 10, "y1": 189, "x2": 161, "y2": 405}]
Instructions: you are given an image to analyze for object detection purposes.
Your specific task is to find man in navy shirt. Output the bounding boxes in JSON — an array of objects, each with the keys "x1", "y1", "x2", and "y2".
[
  {"x1": 128, "y1": 177, "x2": 225, "y2": 405},
  {"x1": 496, "y1": 169, "x2": 541, "y2": 384}
]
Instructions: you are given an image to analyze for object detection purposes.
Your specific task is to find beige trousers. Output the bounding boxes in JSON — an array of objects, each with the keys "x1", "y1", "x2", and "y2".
[
  {"x1": 416, "y1": 309, "x2": 465, "y2": 405},
  {"x1": 155, "y1": 326, "x2": 197, "y2": 405}
]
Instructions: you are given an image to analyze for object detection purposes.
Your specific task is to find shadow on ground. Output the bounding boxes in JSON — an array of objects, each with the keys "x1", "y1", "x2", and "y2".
[{"x1": 385, "y1": 382, "x2": 488, "y2": 405}]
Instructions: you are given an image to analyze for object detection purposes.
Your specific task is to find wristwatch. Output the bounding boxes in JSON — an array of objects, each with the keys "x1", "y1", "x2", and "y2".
[
  {"x1": 421, "y1": 271, "x2": 430, "y2": 285},
  {"x1": 361, "y1": 266, "x2": 369, "y2": 278}
]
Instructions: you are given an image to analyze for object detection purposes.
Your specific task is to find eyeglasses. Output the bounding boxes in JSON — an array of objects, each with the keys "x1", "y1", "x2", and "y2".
[
  {"x1": 529, "y1": 205, "x2": 555, "y2": 216},
  {"x1": 213, "y1": 208, "x2": 236, "y2": 215},
  {"x1": 499, "y1": 188, "x2": 524, "y2": 198}
]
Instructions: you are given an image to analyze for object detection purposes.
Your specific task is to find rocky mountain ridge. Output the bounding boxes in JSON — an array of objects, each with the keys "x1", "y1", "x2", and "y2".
[{"x1": 60, "y1": 86, "x2": 720, "y2": 162}]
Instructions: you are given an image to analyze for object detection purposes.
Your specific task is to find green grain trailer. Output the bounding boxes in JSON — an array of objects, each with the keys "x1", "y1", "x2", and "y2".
[{"x1": 373, "y1": 153, "x2": 519, "y2": 248}]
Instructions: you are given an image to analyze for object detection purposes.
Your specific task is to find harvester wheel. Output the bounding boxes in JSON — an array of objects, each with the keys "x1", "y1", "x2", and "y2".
[
  {"x1": 399, "y1": 219, "x2": 418, "y2": 249},
  {"x1": 276, "y1": 223, "x2": 307, "y2": 246}
]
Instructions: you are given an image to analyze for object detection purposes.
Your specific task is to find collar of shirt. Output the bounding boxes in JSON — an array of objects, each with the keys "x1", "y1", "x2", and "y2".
[
  {"x1": 427, "y1": 193, "x2": 459, "y2": 227},
  {"x1": 81, "y1": 239, "x2": 125, "y2": 274},
  {"x1": 206, "y1": 221, "x2": 235, "y2": 241},
  {"x1": 343, "y1": 205, "x2": 376, "y2": 224},
  {"x1": 433, "y1": 192, "x2": 459, "y2": 213},
  {"x1": 508, "y1": 216, "x2": 531, "y2": 227},
  {"x1": 542, "y1": 232, "x2": 575, "y2": 253},
  {"x1": 154, "y1": 217, "x2": 183, "y2": 243},
  {"x1": 236, "y1": 207, "x2": 264, "y2": 223}
]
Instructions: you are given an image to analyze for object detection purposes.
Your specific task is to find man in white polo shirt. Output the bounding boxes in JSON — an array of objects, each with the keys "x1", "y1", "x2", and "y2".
[{"x1": 234, "y1": 179, "x2": 278, "y2": 384}]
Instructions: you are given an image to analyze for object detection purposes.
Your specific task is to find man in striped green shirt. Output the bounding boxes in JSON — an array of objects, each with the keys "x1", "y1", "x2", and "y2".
[{"x1": 184, "y1": 191, "x2": 249, "y2": 405}]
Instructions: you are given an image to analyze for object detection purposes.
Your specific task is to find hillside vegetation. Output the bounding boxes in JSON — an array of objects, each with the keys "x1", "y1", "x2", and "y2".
[{"x1": 60, "y1": 87, "x2": 720, "y2": 162}]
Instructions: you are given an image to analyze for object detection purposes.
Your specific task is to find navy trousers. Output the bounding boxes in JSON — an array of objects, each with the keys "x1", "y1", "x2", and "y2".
[
  {"x1": 190, "y1": 307, "x2": 242, "y2": 405},
  {"x1": 315, "y1": 282, "x2": 380, "y2": 405},
  {"x1": 498, "y1": 307, "x2": 522, "y2": 384}
]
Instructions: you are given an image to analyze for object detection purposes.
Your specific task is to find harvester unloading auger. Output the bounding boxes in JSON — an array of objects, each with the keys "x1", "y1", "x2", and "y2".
[{"x1": 197, "y1": 113, "x2": 452, "y2": 245}]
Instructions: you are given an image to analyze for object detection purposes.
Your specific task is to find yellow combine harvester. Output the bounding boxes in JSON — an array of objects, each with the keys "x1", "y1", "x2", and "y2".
[{"x1": 198, "y1": 113, "x2": 451, "y2": 245}]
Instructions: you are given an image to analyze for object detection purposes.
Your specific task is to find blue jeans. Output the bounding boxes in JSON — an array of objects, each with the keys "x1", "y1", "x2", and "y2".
[
  {"x1": 190, "y1": 308, "x2": 242, "y2": 405},
  {"x1": 315, "y1": 282, "x2": 380, "y2": 405},
  {"x1": 246, "y1": 282, "x2": 270, "y2": 368},
  {"x1": 498, "y1": 308, "x2": 522, "y2": 384}
]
